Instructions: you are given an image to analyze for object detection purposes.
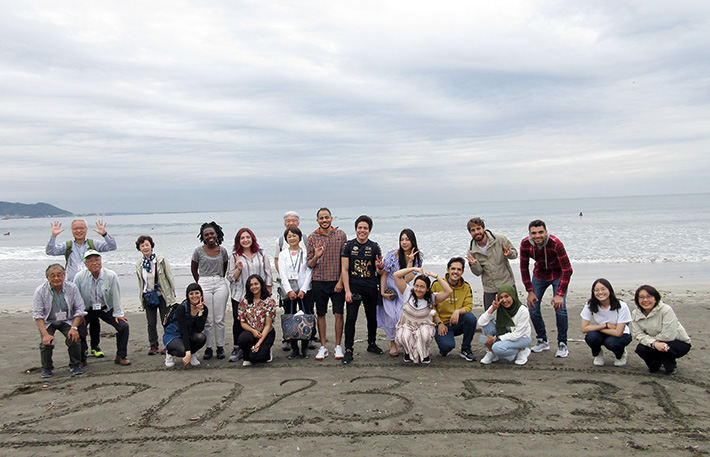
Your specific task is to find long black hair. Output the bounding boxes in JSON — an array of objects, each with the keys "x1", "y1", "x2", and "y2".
[
  {"x1": 410, "y1": 275, "x2": 434, "y2": 308},
  {"x1": 397, "y1": 228, "x2": 422, "y2": 269},
  {"x1": 588, "y1": 278, "x2": 621, "y2": 313},
  {"x1": 245, "y1": 274, "x2": 269, "y2": 303},
  {"x1": 198, "y1": 221, "x2": 225, "y2": 245},
  {"x1": 185, "y1": 283, "x2": 204, "y2": 304}
]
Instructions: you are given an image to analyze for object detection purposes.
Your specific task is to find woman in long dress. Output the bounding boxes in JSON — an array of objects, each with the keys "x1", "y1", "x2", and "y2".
[
  {"x1": 377, "y1": 229, "x2": 422, "y2": 356},
  {"x1": 393, "y1": 267, "x2": 451, "y2": 364}
]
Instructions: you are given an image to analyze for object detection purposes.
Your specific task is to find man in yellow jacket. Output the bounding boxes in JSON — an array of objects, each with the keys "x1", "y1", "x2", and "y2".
[{"x1": 431, "y1": 257, "x2": 478, "y2": 361}]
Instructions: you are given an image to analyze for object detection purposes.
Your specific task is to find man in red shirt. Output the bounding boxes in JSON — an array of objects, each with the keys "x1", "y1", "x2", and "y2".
[{"x1": 519, "y1": 220, "x2": 573, "y2": 358}]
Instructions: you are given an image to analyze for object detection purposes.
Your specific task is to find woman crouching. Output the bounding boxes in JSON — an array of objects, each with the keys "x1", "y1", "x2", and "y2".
[
  {"x1": 238, "y1": 274, "x2": 277, "y2": 367},
  {"x1": 478, "y1": 285, "x2": 532, "y2": 365},
  {"x1": 163, "y1": 283, "x2": 208, "y2": 367}
]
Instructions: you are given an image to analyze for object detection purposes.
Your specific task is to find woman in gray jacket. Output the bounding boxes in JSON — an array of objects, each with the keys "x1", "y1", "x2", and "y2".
[{"x1": 630, "y1": 285, "x2": 691, "y2": 375}]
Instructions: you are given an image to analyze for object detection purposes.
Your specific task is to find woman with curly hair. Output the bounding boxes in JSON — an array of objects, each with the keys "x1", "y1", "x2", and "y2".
[
  {"x1": 191, "y1": 221, "x2": 230, "y2": 360},
  {"x1": 238, "y1": 274, "x2": 277, "y2": 366}
]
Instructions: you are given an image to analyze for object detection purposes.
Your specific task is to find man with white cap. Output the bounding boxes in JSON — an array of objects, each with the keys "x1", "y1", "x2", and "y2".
[{"x1": 74, "y1": 250, "x2": 131, "y2": 366}]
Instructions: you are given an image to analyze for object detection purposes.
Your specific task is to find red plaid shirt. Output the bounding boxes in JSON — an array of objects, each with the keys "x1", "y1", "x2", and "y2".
[
  {"x1": 306, "y1": 227, "x2": 347, "y2": 282},
  {"x1": 519, "y1": 235, "x2": 573, "y2": 296}
]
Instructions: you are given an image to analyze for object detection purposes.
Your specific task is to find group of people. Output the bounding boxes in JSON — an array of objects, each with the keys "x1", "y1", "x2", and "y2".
[{"x1": 33, "y1": 212, "x2": 691, "y2": 378}]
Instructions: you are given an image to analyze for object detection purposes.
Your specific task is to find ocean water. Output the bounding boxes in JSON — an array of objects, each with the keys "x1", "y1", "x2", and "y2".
[{"x1": 2, "y1": 193, "x2": 709, "y2": 308}]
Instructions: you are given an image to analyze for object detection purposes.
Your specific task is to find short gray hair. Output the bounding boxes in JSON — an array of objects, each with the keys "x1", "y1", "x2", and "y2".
[
  {"x1": 283, "y1": 211, "x2": 300, "y2": 221},
  {"x1": 45, "y1": 263, "x2": 65, "y2": 276}
]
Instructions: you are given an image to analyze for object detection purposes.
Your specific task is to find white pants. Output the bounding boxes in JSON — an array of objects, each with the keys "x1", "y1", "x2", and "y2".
[{"x1": 200, "y1": 275, "x2": 229, "y2": 348}]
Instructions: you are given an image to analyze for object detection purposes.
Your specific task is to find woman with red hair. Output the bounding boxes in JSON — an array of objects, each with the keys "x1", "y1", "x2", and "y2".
[{"x1": 227, "y1": 228, "x2": 273, "y2": 362}]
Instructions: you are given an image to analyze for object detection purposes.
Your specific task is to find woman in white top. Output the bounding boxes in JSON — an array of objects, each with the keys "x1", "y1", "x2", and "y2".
[
  {"x1": 227, "y1": 227, "x2": 273, "y2": 362},
  {"x1": 580, "y1": 278, "x2": 632, "y2": 367},
  {"x1": 278, "y1": 226, "x2": 314, "y2": 359},
  {"x1": 478, "y1": 284, "x2": 532, "y2": 365},
  {"x1": 393, "y1": 267, "x2": 451, "y2": 364}
]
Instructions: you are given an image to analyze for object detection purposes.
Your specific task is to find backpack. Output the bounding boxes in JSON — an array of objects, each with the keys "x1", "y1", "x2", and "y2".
[
  {"x1": 64, "y1": 239, "x2": 96, "y2": 265},
  {"x1": 162, "y1": 301, "x2": 186, "y2": 327}
]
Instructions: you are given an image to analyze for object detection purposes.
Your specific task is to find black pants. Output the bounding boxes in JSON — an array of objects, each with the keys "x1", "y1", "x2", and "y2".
[
  {"x1": 232, "y1": 299, "x2": 244, "y2": 347},
  {"x1": 144, "y1": 295, "x2": 168, "y2": 347},
  {"x1": 344, "y1": 285, "x2": 379, "y2": 351},
  {"x1": 166, "y1": 333, "x2": 207, "y2": 357},
  {"x1": 635, "y1": 340, "x2": 691, "y2": 373},
  {"x1": 86, "y1": 309, "x2": 130, "y2": 358},
  {"x1": 238, "y1": 328, "x2": 276, "y2": 364},
  {"x1": 40, "y1": 322, "x2": 81, "y2": 369}
]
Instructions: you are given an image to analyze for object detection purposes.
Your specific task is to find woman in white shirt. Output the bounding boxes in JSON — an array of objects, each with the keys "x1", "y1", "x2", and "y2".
[
  {"x1": 278, "y1": 227, "x2": 314, "y2": 359},
  {"x1": 478, "y1": 284, "x2": 532, "y2": 365},
  {"x1": 580, "y1": 278, "x2": 632, "y2": 367}
]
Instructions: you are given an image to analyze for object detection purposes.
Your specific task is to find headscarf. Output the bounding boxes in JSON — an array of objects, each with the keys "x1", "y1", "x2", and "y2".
[{"x1": 495, "y1": 284, "x2": 522, "y2": 336}]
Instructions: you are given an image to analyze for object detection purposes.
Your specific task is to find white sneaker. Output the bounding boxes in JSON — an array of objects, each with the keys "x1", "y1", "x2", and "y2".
[
  {"x1": 480, "y1": 350, "x2": 499, "y2": 365},
  {"x1": 614, "y1": 349, "x2": 627, "y2": 367},
  {"x1": 315, "y1": 346, "x2": 329, "y2": 360},
  {"x1": 242, "y1": 360, "x2": 252, "y2": 367},
  {"x1": 514, "y1": 347, "x2": 531, "y2": 365},
  {"x1": 190, "y1": 355, "x2": 200, "y2": 366},
  {"x1": 334, "y1": 345, "x2": 345, "y2": 359},
  {"x1": 267, "y1": 349, "x2": 273, "y2": 363},
  {"x1": 165, "y1": 354, "x2": 175, "y2": 368},
  {"x1": 555, "y1": 342, "x2": 569, "y2": 358},
  {"x1": 593, "y1": 348, "x2": 605, "y2": 366},
  {"x1": 531, "y1": 339, "x2": 550, "y2": 353}
]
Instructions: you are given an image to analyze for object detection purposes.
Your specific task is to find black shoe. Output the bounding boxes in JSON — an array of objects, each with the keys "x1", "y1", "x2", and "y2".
[
  {"x1": 460, "y1": 349, "x2": 477, "y2": 362},
  {"x1": 403, "y1": 353, "x2": 412, "y2": 363},
  {"x1": 343, "y1": 349, "x2": 354, "y2": 364},
  {"x1": 288, "y1": 349, "x2": 300, "y2": 359},
  {"x1": 422, "y1": 356, "x2": 431, "y2": 364},
  {"x1": 367, "y1": 344, "x2": 384, "y2": 355},
  {"x1": 216, "y1": 347, "x2": 225, "y2": 359},
  {"x1": 204, "y1": 347, "x2": 213, "y2": 360},
  {"x1": 666, "y1": 366, "x2": 679, "y2": 375}
]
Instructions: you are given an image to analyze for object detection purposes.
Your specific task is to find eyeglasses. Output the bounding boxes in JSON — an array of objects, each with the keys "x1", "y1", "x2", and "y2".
[{"x1": 638, "y1": 295, "x2": 655, "y2": 301}]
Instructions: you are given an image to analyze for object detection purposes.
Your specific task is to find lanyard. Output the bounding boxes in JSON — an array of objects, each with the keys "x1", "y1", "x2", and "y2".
[
  {"x1": 50, "y1": 288, "x2": 66, "y2": 313},
  {"x1": 289, "y1": 249, "x2": 302, "y2": 271}
]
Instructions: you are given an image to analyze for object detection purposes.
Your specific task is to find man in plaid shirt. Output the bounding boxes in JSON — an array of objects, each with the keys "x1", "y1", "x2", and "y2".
[
  {"x1": 307, "y1": 208, "x2": 347, "y2": 361},
  {"x1": 519, "y1": 219, "x2": 573, "y2": 358}
]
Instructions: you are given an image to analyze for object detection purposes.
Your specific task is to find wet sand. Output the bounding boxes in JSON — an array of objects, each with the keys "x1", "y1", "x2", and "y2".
[{"x1": 0, "y1": 279, "x2": 708, "y2": 456}]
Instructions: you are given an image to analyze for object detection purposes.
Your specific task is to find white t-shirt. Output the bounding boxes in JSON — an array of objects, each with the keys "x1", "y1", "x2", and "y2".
[
  {"x1": 580, "y1": 300, "x2": 632, "y2": 334},
  {"x1": 403, "y1": 284, "x2": 436, "y2": 310}
]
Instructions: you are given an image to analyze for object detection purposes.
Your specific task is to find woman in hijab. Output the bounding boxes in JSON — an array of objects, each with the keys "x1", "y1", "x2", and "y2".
[{"x1": 478, "y1": 284, "x2": 532, "y2": 365}]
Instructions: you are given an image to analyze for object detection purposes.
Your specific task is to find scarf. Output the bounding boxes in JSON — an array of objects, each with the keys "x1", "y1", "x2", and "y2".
[
  {"x1": 495, "y1": 284, "x2": 522, "y2": 336},
  {"x1": 142, "y1": 253, "x2": 156, "y2": 272}
]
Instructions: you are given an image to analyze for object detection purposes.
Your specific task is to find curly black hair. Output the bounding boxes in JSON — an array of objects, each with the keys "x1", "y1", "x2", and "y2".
[{"x1": 198, "y1": 221, "x2": 225, "y2": 245}]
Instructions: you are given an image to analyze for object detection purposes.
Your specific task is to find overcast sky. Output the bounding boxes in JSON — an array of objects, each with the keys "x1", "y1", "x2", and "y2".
[{"x1": 1, "y1": 1, "x2": 709, "y2": 214}]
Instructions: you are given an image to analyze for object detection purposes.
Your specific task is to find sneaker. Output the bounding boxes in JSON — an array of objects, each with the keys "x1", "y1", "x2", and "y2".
[
  {"x1": 514, "y1": 347, "x2": 531, "y2": 365},
  {"x1": 228, "y1": 347, "x2": 243, "y2": 362},
  {"x1": 282, "y1": 341, "x2": 291, "y2": 351},
  {"x1": 165, "y1": 354, "x2": 175, "y2": 368},
  {"x1": 342, "y1": 349, "x2": 354, "y2": 364},
  {"x1": 242, "y1": 360, "x2": 252, "y2": 367},
  {"x1": 555, "y1": 342, "x2": 569, "y2": 358},
  {"x1": 114, "y1": 356, "x2": 131, "y2": 366},
  {"x1": 593, "y1": 348, "x2": 605, "y2": 366},
  {"x1": 190, "y1": 355, "x2": 200, "y2": 366},
  {"x1": 203, "y1": 347, "x2": 213, "y2": 360},
  {"x1": 70, "y1": 365, "x2": 83, "y2": 376},
  {"x1": 422, "y1": 356, "x2": 431, "y2": 364},
  {"x1": 403, "y1": 353, "x2": 412, "y2": 363},
  {"x1": 531, "y1": 339, "x2": 550, "y2": 353},
  {"x1": 216, "y1": 346, "x2": 226, "y2": 359},
  {"x1": 40, "y1": 369, "x2": 53, "y2": 378},
  {"x1": 367, "y1": 344, "x2": 384, "y2": 355},
  {"x1": 148, "y1": 344, "x2": 159, "y2": 356},
  {"x1": 91, "y1": 347, "x2": 105, "y2": 358},
  {"x1": 614, "y1": 349, "x2": 627, "y2": 367},
  {"x1": 334, "y1": 345, "x2": 345, "y2": 359},
  {"x1": 666, "y1": 366, "x2": 679, "y2": 375},
  {"x1": 267, "y1": 349, "x2": 273, "y2": 363},
  {"x1": 460, "y1": 349, "x2": 477, "y2": 362},
  {"x1": 315, "y1": 346, "x2": 329, "y2": 360},
  {"x1": 160, "y1": 348, "x2": 167, "y2": 355},
  {"x1": 288, "y1": 349, "x2": 300, "y2": 359},
  {"x1": 480, "y1": 350, "x2": 499, "y2": 364}
]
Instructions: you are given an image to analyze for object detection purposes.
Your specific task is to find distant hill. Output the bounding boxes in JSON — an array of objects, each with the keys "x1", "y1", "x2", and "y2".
[{"x1": 0, "y1": 202, "x2": 73, "y2": 218}]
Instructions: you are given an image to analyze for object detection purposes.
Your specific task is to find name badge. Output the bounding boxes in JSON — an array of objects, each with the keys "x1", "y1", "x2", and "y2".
[
  {"x1": 288, "y1": 272, "x2": 299, "y2": 280},
  {"x1": 55, "y1": 311, "x2": 67, "y2": 321},
  {"x1": 92, "y1": 303, "x2": 102, "y2": 311}
]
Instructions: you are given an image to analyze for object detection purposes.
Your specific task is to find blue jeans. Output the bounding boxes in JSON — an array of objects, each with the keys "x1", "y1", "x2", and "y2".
[
  {"x1": 481, "y1": 322, "x2": 531, "y2": 362},
  {"x1": 434, "y1": 312, "x2": 477, "y2": 355},
  {"x1": 584, "y1": 331, "x2": 632, "y2": 359},
  {"x1": 529, "y1": 276, "x2": 568, "y2": 344}
]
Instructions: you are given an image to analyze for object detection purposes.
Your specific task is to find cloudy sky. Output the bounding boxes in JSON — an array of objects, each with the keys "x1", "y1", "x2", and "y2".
[{"x1": 1, "y1": 1, "x2": 709, "y2": 213}]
